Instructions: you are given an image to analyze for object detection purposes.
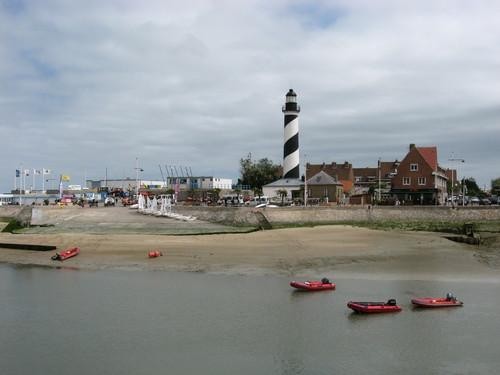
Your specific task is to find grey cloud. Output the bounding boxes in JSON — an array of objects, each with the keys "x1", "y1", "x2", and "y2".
[{"x1": 1, "y1": 0, "x2": 500, "y2": 191}]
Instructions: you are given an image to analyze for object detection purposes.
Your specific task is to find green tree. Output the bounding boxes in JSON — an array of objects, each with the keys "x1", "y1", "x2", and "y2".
[
  {"x1": 463, "y1": 178, "x2": 484, "y2": 198},
  {"x1": 491, "y1": 177, "x2": 500, "y2": 195},
  {"x1": 211, "y1": 188, "x2": 221, "y2": 202},
  {"x1": 239, "y1": 153, "x2": 281, "y2": 189},
  {"x1": 277, "y1": 189, "x2": 288, "y2": 205},
  {"x1": 253, "y1": 187, "x2": 263, "y2": 198}
]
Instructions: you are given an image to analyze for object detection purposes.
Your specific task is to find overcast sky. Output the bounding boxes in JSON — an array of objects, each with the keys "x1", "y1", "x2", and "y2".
[{"x1": 1, "y1": 0, "x2": 499, "y2": 192}]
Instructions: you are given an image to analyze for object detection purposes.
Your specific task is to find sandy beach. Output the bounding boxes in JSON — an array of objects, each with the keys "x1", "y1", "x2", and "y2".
[{"x1": 1, "y1": 223, "x2": 498, "y2": 281}]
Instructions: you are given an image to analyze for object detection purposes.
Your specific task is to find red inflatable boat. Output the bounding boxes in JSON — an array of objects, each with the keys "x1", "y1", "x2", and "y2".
[
  {"x1": 51, "y1": 247, "x2": 80, "y2": 261},
  {"x1": 290, "y1": 279, "x2": 336, "y2": 291},
  {"x1": 148, "y1": 250, "x2": 163, "y2": 258},
  {"x1": 411, "y1": 297, "x2": 463, "y2": 308},
  {"x1": 347, "y1": 299, "x2": 402, "y2": 313}
]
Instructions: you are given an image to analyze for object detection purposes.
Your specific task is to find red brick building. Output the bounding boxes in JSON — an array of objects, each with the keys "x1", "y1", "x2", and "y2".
[
  {"x1": 391, "y1": 144, "x2": 448, "y2": 205},
  {"x1": 306, "y1": 162, "x2": 354, "y2": 197}
]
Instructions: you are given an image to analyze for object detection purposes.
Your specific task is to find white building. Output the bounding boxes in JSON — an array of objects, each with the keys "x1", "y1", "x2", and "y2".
[
  {"x1": 87, "y1": 176, "x2": 232, "y2": 191},
  {"x1": 166, "y1": 176, "x2": 232, "y2": 190},
  {"x1": 262, "y1": 178, "x2": 303, "y2": 201}
]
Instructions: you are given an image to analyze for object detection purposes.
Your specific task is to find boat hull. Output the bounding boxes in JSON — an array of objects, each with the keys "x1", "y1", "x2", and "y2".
[
  {"x1": 411, "y1": 298, "x2": 463, "y2": 308},
  {"x1": 51, "y1": 247, "x2": 80, "y2": 261},
  {"x1": 148, "y1": 250, "x2": 162, "y2": 258},
  {"x1": 347, "y1": 301, "x2": 402, "y2": 313},
  {"x1": 290, "y1": 281, "x2": 336, "y2": 291}
]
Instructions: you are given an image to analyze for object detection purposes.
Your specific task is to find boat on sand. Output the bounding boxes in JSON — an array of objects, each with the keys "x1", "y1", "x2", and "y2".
[{"x1": 51, "y1": 247, "x2": 80, "y2": 261}]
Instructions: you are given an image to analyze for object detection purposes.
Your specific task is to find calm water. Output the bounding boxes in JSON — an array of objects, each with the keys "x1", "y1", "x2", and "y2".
[{"x1": 1, "y1": 265, "x2": 499, "y2": 375}]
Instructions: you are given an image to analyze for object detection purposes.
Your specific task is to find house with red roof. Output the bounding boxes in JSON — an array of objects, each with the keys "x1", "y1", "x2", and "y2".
[
  {"x1": 306, "y1": 161, "x2": 354, "y2": 198},
  {"x1": 391, "y1": 144, "x2": 448, "y2": 205}
]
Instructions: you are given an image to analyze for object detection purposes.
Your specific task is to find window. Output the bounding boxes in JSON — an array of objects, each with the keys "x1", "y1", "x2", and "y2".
[
  {"x1": 410, "y1": 163, "x2": 418, "y2": 171},
  {"x1": 418, "y1": 177, "x2": 426, "y2": 185},
  {"x1": 403, "y1": 177, "x2": 410, "y2": 185}
]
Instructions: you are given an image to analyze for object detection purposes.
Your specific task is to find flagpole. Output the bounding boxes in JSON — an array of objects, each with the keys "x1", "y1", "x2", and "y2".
[
  {"x1": 21, "y1": 164, "x2": 24, "y2": 205},
  {"x1": 59, "y1": 174, "x2": 63, "y2": 199}
]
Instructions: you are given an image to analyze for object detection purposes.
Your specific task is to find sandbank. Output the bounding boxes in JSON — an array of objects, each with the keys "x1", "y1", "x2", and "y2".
[{"x1": 1, "y1": 225, "x2": 498, "y2": 281}]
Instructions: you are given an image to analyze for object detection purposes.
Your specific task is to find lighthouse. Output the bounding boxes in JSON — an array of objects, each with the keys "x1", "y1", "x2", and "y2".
[
  {"x1": 261, "y1": 89, "x2": 303, "y2": 200},
  {"x1": 282, "y1": 89, "x2": 300, "y2": 179}
]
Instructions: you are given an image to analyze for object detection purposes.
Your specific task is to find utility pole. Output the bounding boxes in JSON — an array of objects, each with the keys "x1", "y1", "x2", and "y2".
[
  {"x1": 135, "y1": 158, "x2": 144, "y2": 197},
  {"x1": 378, "y1": 158, "x2": 381, "y2": 204},
  {"x1": 304, "y1": 155, "x2": 307, "y2": 207},
  {"x1": 448, "y1": 157, "x2": 465, "y2": 206}
]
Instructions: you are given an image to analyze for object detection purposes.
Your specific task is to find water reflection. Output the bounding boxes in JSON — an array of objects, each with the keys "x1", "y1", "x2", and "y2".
[{"x1": 1, "y1": 265, "x2": 500, "y2": 375}]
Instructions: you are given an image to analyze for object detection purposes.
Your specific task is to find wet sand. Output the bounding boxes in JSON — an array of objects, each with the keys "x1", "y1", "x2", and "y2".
[{"x1": 1, "y1": 225, "x2": 498, "y2": 281}]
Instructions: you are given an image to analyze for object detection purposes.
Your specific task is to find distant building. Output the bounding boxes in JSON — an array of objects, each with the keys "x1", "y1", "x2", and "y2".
[
  {"x1": 166, "y1": 176, "x2": 232, "y2": 190},
  {"x1": 306, "y1": 171, "x2": 343, "y2": 204},
  {"x1": 352, "y1": 160, "x2": 400, "y2": 203},
  {"x1": 262, "y1": 177, "x2": 303, "y2": 201},
  {"x1": 87, "y1": 177, "x2": 232, "y2": 193},
  {"x1": 390, "y1": 144, "x2": 448, "y2": 205},
  {"x1": 306, "y1": 161, "x2": 354, "y2": 197},
  {"x1": 86, "y1": 178, "x2": 164, "y2": 191}
]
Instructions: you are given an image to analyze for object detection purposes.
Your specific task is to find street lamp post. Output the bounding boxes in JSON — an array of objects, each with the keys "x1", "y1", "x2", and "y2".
[
  {"x1": 378, "y1": 158, "x2": 381, "y2": 204},
  {"x1": 448, "y1": 157, "x2": 465, "y2": 206},
  {"x1": 135, "y1": 158, "x2": 144, "y2": 197},
  {"x1": 303, "y1": 155, "x2": 307, "y2": 207}
]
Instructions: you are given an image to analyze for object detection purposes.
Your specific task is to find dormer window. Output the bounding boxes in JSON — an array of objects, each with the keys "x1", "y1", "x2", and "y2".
[{"x1": 410, "y1": 163, "x2": 418, "y2": 172}]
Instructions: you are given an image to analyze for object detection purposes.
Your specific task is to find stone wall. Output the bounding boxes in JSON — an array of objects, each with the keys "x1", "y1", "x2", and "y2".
[
  {"x1": 0, "y1": 206, "x2": 32, "y2": 226},
  {"x1": 173, "y1": 206, "x2": 500, "y2": 226},
  {"x1": 4, "y1": 205, "x2": 500, "y2": 228}
]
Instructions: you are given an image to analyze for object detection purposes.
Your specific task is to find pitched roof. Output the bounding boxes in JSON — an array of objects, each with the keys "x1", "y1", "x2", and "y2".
[
  {"x1": 380, "y1": 161, "x2": 399, "y2": 177},
  {"x1": 306, "y1": 162, "x2": 353, "y2": 182},
  {"x1": 416, "y1": 147, "x2": 438, "y2": 171},
  {"x1": 307, "y1": 171, "x2": 342, "y2": 185},
  {"x1": 353, "y1": 168, "x2": 377, "y2": 178},
  {"x1": 263, "y1": 178, "x2": 303, "y2": 188}
]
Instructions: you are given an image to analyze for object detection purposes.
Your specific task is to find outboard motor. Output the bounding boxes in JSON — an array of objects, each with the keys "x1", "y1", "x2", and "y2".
[
  {"x1": 321, "y1": 277, "x2": 330, "y2": 284},
  {"x1": 387, "y1": 299, "x2": 397, "y2": 306}
]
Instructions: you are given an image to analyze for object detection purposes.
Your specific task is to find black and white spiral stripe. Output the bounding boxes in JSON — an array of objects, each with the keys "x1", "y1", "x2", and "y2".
[{"x1": 283, "y1": 104, "x2": 300, "y2": 178}]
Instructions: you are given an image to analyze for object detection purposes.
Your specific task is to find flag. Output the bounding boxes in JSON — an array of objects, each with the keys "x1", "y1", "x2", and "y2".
[
  {"x1": 24, "y1": 169, "x2": 30, "y2": 176},
  {"x1": 43, "y1": 169, "x2": 51, "y2": 175},
  {"x1": 16, "y1": 169, "x2": 20, "y2": 177},
  {"x1": 34, "y1": 169, "x2": 42, "y2": 175},
  {"x1": 61, "y1": 175, "x2": 70, "y2": 182}
]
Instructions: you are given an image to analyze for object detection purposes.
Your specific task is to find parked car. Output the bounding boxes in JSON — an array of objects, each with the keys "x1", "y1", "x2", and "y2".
[
  {"x1": 480, "y1": 198, "x2": 491, "y2": 205},
  {"x1": 469, "y1": 197, "x2": 480, "y2": 205}
]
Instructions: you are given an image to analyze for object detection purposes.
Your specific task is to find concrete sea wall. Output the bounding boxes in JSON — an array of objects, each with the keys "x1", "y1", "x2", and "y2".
[
  {"x1": 173, "y1": 206, "x2": 500, "y2": 226},
  {"x1": 3, "y1": 205, "x2": 500, "y2": 229},
  {"x1": 0, "y1": 206, "x2": 32, "y2": 226}
]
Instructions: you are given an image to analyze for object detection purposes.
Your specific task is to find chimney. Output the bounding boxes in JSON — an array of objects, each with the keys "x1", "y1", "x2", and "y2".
[{"x1": 409, "y1": 143, "x2": 416, "y2": 151}]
